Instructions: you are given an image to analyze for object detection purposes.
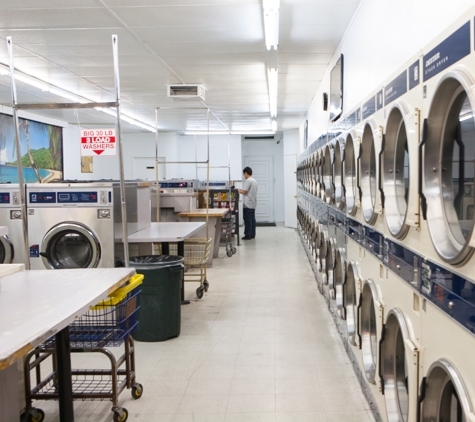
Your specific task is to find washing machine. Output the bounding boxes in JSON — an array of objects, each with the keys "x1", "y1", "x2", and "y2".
[
  {"x1": 27, "y1": 183, "x2": 114, "y2": 270},
  {"x1": 0, "y1": 184, "x2": 27, "y2": 265}
]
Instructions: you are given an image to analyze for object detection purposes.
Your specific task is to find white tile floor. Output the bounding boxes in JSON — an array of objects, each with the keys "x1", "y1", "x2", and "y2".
[{"x1": 32, "y1": 226, "x2": 375, "y2": 421}]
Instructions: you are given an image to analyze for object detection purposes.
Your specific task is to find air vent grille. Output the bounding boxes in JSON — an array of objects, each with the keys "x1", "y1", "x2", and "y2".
[{"x1": 167, "y1": 84, "x2": 206, "y2": 100}]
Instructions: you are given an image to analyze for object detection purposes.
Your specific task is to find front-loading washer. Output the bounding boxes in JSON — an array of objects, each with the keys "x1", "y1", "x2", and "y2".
[
  {"x1": 27, "y1": 183, "x2": 114, "y2": 270},
  {"x1": 0, "y1": 184, "x2": 27, "y2": 264}
]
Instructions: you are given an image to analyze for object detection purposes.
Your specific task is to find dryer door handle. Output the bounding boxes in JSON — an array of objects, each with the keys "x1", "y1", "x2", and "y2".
[{"x1": 39, "y1": 252, "x2": 49, "y2": 258}]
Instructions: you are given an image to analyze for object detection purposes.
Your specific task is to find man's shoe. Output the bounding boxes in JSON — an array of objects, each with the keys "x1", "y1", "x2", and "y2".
[{"x1": 242, "y1": 236, "x2": 252, "y2": 240}]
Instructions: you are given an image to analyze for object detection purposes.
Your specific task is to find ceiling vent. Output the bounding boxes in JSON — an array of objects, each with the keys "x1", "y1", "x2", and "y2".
[
  {"x1": 243, "y1": 132, "x2": 283, "y2": 142},
  {"x1": 167, "y1": 84, "x2": 205, "y2": 101}
]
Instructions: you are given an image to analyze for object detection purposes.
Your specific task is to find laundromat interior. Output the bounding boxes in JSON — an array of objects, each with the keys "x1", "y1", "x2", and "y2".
[{"x1": 2, "y1": 0, "x2": 475, "y2": 421}]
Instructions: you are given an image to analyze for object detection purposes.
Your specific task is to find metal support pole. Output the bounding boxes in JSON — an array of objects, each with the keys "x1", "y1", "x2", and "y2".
[
  {"x1": 55, "y1": 328, "x2": 74, "y2": 421},
  {"x1": 206, "y1": 109, "x2": 210, "y2": 242},
  {"x1": 6, "y1": 37, "x2": 30, "y2": 270},
  {"x1": 112, "y1": 35, "x2": 129, "y2": 267},
  {"x1": 155, "y1": 109, "x2": 160, "y2": 222}
]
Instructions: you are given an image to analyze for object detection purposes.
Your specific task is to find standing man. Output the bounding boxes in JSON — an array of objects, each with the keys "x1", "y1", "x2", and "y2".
[{"x1": 239, "y1": 167, "x2": 258, "y2": 240}]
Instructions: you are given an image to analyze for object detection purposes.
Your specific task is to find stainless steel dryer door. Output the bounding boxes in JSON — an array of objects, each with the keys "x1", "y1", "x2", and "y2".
[
  {"x1": 41, "y1": 222, "x2": 101, "y2": 269},
  {"x1": 0, "y1": 235, "x2": 13, "y2": 264}
]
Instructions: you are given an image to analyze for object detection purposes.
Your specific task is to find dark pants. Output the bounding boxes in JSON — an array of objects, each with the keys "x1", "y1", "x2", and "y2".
[{"x1": 243, "y1": 208, "x2": 256, "y2": 238}]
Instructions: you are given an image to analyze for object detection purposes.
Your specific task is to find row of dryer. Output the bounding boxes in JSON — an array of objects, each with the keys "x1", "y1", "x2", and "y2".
[
  {"x1": 0, "y1": 183, "x2": 115, "y2": 270},
  {"x1": 297, "y1": 9, "x2": 475, "y2": 422}
]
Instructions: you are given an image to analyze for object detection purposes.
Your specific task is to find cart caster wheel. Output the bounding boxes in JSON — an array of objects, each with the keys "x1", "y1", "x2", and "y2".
[
  {"x1": 24, "y1": 409, "x2": 45, "y2": 422},
  {"x1": 231, "y1": 247, "x2": 237, "y2": 254},
  {"x1": 203, "y1": 280, "x2": 210, "y2": 292},
  {"x1": 131, "y1": 383, "x2": 143, "y2": 399},
  {"x1": 226, "y1": 250, "x2": 233, "y2": 257},
  {"x1": 113, "y1": 408, "x2": 128, "y2": 422},
  {"x1": 196, "y1": 287, "x2": 204, "y2": 299}
]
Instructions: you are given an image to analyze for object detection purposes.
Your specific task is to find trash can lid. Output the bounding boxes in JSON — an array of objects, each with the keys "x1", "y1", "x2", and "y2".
[{"x1": 127, "y1": 255, "x2": 184, "y2": 268}]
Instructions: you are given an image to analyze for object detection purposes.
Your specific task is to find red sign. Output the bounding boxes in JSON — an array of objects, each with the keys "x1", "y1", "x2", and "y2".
[{"x1": 80, "y1": 129, "x2": 116, "y2": 156}]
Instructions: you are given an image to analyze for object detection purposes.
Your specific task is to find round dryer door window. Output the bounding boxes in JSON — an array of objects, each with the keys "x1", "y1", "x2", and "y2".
[
  {"x1": 361, "y1": 124, "x2": 378, "y2": 225},
  {"x1": 421, "y1": 360, "x2": 472, "y2": 422},
  {"x1": 334, "y1": 138, "x2": 346, "y2": 210},
  {"x1": 424, "y1": 73, "x2": 475, "y2": 265},
  {"x1": 345, "y1": 261, "x2": 361, "y2": 346},
  {"x1": 384, "y1": 107, "x2": 410, "y2": 239},
  {"x1": 0, "y1": 235, "x2": 13, "y2": 264},
  {"x1": 323, "y1": 145, "x2": 334, "y2": 204},
  {"x1": 41, "y1": 222, "x2": 101, "y2": 269},
  {"x1": 344, "y1": 134, "x2": 358, "y2": 216},
  {"x1": 361, "y1": 279, "x2": 379, "y2": 383}
]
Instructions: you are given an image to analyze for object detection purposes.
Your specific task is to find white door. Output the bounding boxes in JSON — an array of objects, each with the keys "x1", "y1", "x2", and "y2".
[
  {"x1": 133, "y1": 157, "x2": 166, "y2": 180},
  {"x1": 284, "y1": 154, "x2": 298, "y2": 228},
  {"x1": 244, "y1": 155, "x2": 274, "y2": 223}
]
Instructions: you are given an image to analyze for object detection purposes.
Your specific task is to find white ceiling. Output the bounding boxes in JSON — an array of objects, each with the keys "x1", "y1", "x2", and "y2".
[{"x1": 0, "y1": 0, "x2": 360, "y2": 133}]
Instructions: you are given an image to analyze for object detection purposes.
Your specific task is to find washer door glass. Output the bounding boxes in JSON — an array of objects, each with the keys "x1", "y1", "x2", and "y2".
[
  {"x1": 384, "y1": 107, "x2": 410, "y2": 239},
  {"x1": 361, "y1": 280, "x2": 378, "y2": 383},
  {"x1": 344, "y1": 261, "x2": 360, "y2": 345},
  {"x1": 0, "y1": 235, "x2": 13, "y2": 264},
  {"x1": 334, "y1": 138, "x2": 346, "y2": 210},
  {"x1": 361, "y1": 124, "x2": 378, "y2": 224},
  {"x1": 425, "y1": 76, "x2": 475, "y2": 264},
  {"x1": 345, "y1": 134, "x2": 358, "y2": 216},
  {"x1": 421, "y1": 360, "x2": 471, "y2": 422},
  {"x1": 42, "y1": 223, "x2": 101, "y2": 269}
]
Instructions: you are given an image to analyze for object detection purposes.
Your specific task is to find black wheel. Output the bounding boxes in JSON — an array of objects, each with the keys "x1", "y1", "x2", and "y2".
[
  {"x1": 25, "y1": 409, "x2": 45, "y2": 422},
  {"x1": 113, "y1": 408, "x2": 128, "y2": 422},
  {"x1": 203, "y1": 280, "x2": 209, "y2": 292},
  {"x1": 226, "y1": 250, "x2": 233, "y2": 257},
  {"x1": 231, "y1": 247, "x2": 237, "y2": 254},
  {"x1": 196, "y1": 287, "x2": 204, "y2": 299},
  {"x1": 131, "y1": 383, "x2": 143, "y2": 400}
]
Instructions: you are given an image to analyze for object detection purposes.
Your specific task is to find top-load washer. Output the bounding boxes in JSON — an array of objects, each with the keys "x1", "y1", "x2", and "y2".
[
  {"x1": 0, "y1": 184, "x2": 26, "y2": 264},
  {"x1": 27, "y1": 183, "x2": 114, "y2": 270}
]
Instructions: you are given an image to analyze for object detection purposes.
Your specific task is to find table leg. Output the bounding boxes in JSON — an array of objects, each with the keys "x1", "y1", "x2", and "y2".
[
  {"x1": 56, "y1": 327, "x2": 74, "y2": 421},
  {"x1": 162, "y1": 242, "x2": 170, "y2": 255},
  {"x1": 177, "y1": 241, "x2": 190, "y2": 305}
]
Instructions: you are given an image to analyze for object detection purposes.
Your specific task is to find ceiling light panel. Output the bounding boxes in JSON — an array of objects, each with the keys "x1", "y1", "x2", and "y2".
[
  {"x1": 132, "y1": 25, "x2": 263, "y2": 44},
  {"x1": 110, "y1": 4, "x2": 262, "y2": 28},
  {"x1": 0, "y1": 8, "x2": 119, "y2": 30},
  {"x1": 279, "y1": 3, "x2": 357, "y2": 25}
]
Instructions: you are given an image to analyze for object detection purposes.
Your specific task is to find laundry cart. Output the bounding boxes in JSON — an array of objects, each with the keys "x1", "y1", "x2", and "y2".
[
  {"x1": 221, "y1": 217, "x2": 237, "y2": 257},
  {"x1": 22, "y1": 274, "x2": 144, "y2": 422},
  {"x1": 154, "y1": 238, "x2": 212, "y2": 299}
]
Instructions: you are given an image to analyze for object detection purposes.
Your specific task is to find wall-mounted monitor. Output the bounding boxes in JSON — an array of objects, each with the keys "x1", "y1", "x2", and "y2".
[
  {"x1": 329, "y1": 54, "x2": 344, "y2": 122},
  {"x1": 0, "y1": 113, "x2": 63, "y2": 183}
]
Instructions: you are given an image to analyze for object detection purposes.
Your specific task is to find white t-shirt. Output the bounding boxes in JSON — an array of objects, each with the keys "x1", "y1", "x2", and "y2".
[{"x1": 243, "y1": 177, "x2": 258, "y2": 209}]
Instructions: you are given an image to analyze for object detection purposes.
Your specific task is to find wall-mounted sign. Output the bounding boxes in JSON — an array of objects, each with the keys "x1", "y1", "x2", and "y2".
[
  {"x1": 384, "y1": 70, "x2": 407, "y2": 106},
  {"x1": 362, "y1": 96, "x2": 376, "y2": 120},
  {"x1": 376, "y1": 90, "x2": 383, "y2": 111},
  {"x1": 409, "y1": 59, "x2": 420, "y2": 90},
  {"x1": 80, "y1": 129, "x2": 116, "y2": 156},
  {"x1": 423, "y1": 21, "x2": 470, "y2": 82}
]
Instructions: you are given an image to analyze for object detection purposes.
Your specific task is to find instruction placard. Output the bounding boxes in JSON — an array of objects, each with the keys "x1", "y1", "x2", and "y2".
[{"x1": 80, "y1": 129, "x2": 116, "y2": 156}]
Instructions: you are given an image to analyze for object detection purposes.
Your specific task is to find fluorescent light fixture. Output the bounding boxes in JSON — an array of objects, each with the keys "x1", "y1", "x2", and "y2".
[
  {"x1": 460, "y1": 112, "x2": 474, "y2": 122},
  {"x1": 95, "y1": 107, "x2": 156, "y2": 132},
  {"x1": 263, "y1": 0, "x2": 279, "y2": 50},
  {"x1": 184, "y1": 131, "x2": 276, "y2": 136},
  {"x1": 14, "y1": 73, "x2": 49, "y2": 91},
  {"x1": 271, "y1": 120, "x2": 277, "y2": 132},
  {"x1": 49, "y1": 88, "x2": 79, "y2": 102},
  {"x1": 267, "y1": 68, "x2": 278, "y2": 117},
  {"x1": 0, "y1": 64, "x2": 156, "y2": 132}
]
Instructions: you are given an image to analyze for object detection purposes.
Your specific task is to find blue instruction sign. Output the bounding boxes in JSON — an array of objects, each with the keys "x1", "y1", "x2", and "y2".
[
  {"x1": 423, "y1": 21, "x2": 470, "y2": 82},
  {"x1": 385, "y1": 70, "x2": 407, "y2": 106},
  {"x1": 362, "y1": 96, "x2": 376, "y2": 120}
]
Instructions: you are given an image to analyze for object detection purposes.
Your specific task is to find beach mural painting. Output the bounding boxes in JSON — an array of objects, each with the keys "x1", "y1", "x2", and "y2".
[{"x1": 0, "y1": 113, "x2": 63, "y2": 183}]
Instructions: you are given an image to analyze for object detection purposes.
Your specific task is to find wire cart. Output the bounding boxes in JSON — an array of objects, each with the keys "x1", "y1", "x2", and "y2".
[
  {"x1": 22, "y1": 274, "x2": 144, "y2": 422},
  {"x1": 154, "y1": 238, "x2": 212, "y2": 299},
  {"x1": 222, "y1": 217, "x2": 237, "y2": 257}
]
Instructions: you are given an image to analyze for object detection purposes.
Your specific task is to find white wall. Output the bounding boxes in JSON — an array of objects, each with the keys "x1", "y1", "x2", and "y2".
[
  {"x1": 283, "y1": 129, "x2": 299, "y2": 227},
  {"x1": 303, "y1": 0, "x2": 475, "y2": 146},
  {"x1": 242, "y1": 138, "x2": 285, "y2": 223},
  {"x1": 176, "y1": 135, "x2": 242, "y2": 181},
  {"x1": 63, "y1": 129, "x2": 242, "y2": 182}
]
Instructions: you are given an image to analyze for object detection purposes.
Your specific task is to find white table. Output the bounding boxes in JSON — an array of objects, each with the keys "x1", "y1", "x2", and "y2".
[
  {"x1": 0, "y1": 267, "x2": 136, "y2": 421},
  {"x1": 117, "y1": 222, "x2": 205, "y2": 303},
  {"x1": 178, "y1": 209, "x2": 230, "y2": 265},
  {"x1": 115, "y1": 222, "x2": 205, "y2": 243}
]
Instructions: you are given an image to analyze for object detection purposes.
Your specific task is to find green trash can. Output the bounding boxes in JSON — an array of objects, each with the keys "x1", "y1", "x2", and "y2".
[{"x1": 128, "y1": 255, "x2": 184, "y2": 342}]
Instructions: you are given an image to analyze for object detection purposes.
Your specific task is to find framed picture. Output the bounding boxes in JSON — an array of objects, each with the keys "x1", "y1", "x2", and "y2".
[{"x1": 0, "y1": 113, "x2": 63, "y2": 183}]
